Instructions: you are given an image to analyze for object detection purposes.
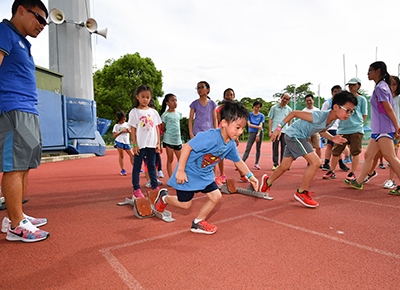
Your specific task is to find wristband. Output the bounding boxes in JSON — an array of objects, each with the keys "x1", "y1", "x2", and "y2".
[
  {"x1": 276, "y1": 126, "x2": 282, "y2": 131},
  {"x1": 280, "y1": 121, "x2": 286, "y2": 127},
  {"x1": 132, "y1": 144, "x2": 138, "y2": 148},
  {"x1": 246, "y1": 171, "x2": 254, "y2": 179}
]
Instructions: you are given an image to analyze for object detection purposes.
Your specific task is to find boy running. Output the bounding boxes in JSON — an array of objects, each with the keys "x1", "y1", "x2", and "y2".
[
  {"x1": 260, "y1": 91, "x2": 358, "y2": 207},
  {"x1": 154, "y1": 102, "x2": 259, "y2": 234}
]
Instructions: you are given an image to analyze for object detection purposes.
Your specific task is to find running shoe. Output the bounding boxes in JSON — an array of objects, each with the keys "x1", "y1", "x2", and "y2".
[
  {"x1": 378, "y1": 163, "x2": 386, "y2": 169},
  {"x1": 158, "y1": 170, "x2": 164, "y2": 178},
  {"x1": 343, "y1": 157, "x2": 351, "y2": 164},
  {"x1": 120, "y1": 169, "x2": 127, "y2": 176},
  {"x1": 294, "y1": 190, "x2": 319, "y2": 208},
  {"x1": 133, "y1": 188, "x2": 145, "y2": 198},
  {"x1": 272, "y1": 164, "x2": 278, "y2": 171},
  {"x1": 254, "y1": 164, "x2": 261, "y2": 170},
  {"x1": 339, "y1": 160, "x2": 350, "y2": 172},
  {"x1": 260, "y1": 174, "x2": 271, "y2": 193},
  {"x1": 146, "y1": 179, "x2": 164, "y2": 188},
  {"x1": 388, "y1": 186, "x2": 400, "y2": 195},
  {"x1": 383, "y1": 179, "x2": 396, "y2": 189},
  {"x1": 239, "y1": 176, "x2": 249, "y2": 183},
  {"x1": 220, "y1": 175, "x2": 227, "y2": 183},
  {"x1": 6, "y1": 219, "x2": 49, "y2": 243},
  {"x1": 347, "y1": 172, "x2": 356, "y2": 180},
  {"x1": 2, "y1": 214, "x2": 47, "y2": 234},
  {"x1": 321, "y1": 163, "x2": 331, "y2": 171},
  {"x1": 322, "y1": 171, "x2": 336, "y2": 179},
  {"x1": 363, "y1": 170, "x2": 378, "y2": 183},
  {"x1": 190, "y1": 220, "x2": 217, "y2": 234},
  {"x1": 215, "y1": 177, "x2": 223, "y2": 186},
  {"x1": 344, "y1": 178, "x2": 363, "y2": 189},
  {"x1": 154, "y1": 189, "x2": 168, "y2": 213}
]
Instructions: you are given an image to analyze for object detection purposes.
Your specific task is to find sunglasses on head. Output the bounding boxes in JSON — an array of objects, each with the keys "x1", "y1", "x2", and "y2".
[{"x1": 23, "y1": 6, "x2": 47, "y2": 26}]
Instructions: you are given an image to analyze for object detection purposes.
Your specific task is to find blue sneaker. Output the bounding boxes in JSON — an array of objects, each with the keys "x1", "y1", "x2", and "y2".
[
  {"x1": 158, "y1": 170, "x2": 164, "y2": 178},
  {"x1": 120, "y1": 169, "x2": 127, "y2": 176}
]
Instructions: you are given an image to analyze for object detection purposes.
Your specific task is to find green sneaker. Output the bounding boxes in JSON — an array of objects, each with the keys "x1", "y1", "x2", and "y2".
[
  {"x1": 343, "y1": 178, "x2": 363, "y2": 189},
  {"x1": 388, "y1": 186, "x2": 400, "y2": 195}
]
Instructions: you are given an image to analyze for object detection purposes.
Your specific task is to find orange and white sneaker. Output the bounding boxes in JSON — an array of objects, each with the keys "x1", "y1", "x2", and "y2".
[
  {"x1": 190, "y1": 220, "x2": 217, "y2": 234},
  {"x1": 215, "y1": 177, "x2": 223, "y2": 186},
  {"x1": 219, "y1": 175, "x2": 227, "y2": 183},
  {"x1": 239, "y1": 175, "x2": 248, "y2": 183},
  {"x1": 154, "y1": 189, "x2": 168, "y2": 213},
  {"x1": 260, "y1": 174, "x2": 271, "y2": 193},
  {"x1": 294, "y1": 190, "x2": 319, "y2": 208}
]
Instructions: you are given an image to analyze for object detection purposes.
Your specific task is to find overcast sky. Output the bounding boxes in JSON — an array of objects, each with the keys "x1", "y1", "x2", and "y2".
[{"x1": 1, "y1": 0, "x2": 400, "y2": 117}]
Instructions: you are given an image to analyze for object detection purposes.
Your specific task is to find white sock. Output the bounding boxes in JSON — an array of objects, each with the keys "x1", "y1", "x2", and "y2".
[
  {"x1": 194, "y1": 218, "x2": 203, "y2": 224},
  {"x1": 161, "y1": 196, "x2": 167, "y2": 204}
]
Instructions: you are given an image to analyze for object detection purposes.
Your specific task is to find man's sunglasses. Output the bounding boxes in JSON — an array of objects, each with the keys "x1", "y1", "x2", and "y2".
[{"x1": 23, "y1": 6, "x2": 47, "y2": 26}]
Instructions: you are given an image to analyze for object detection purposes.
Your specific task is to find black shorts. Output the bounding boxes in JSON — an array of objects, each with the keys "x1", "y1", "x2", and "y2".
[
  {"x1": 176, "y1": 181, "x2": 219, "y2": 202},
  {"x1": 163, "y1": 142, "x2": 182, "y2": 151}
]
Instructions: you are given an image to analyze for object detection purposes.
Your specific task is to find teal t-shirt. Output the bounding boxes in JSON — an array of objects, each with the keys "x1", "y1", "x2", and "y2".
[
  {"x1": 337, "y1": 95, "x2": 367, "y2": 134},
  {"x1": 285, "y1": 110, "x2": 335, "y2": 139},
  {"x1": 161, "y1": 111, "x2": 182, "y2": 145},
  {"x1": 268, "y1": 104, "x2": 292, "y2": 133}
]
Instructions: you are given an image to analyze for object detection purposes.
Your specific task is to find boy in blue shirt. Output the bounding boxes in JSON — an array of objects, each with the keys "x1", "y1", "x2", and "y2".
[
  {"x1": 154, "y1": 102, "x2": 259, "y2": 234},
  {"x1": 260, "y1": 91, "x2": 358, "y2": 208}
]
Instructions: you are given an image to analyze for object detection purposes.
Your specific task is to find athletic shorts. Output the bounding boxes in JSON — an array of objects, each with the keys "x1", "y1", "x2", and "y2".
[
  {"x1": 371, "y1": 133, "x2": 394, "y2": 141},
  {"x1": 283, "y1": 135, "x2": 314, "y2": 161},
  {"x1": 326, "y1": 129, "x2": 337, "y2": 146},
  {"x1": 0, "y1": 110, "x2": 42, "y2": 172},
  {"x1": 332, "y1": 132, "x2": 363, "y2": 157},
  {"x1": 114, "y1": 140, "x2": 131, "y2": 150},
  {"x1": 176, "y1": 181, "x2": 219, "y2": 202},
  {"x1": 309, "y1": 133, "x2": 321, "y2": 149},
  {"x1": 163, "y1": 142, "x2": 182, "y2": 151}
]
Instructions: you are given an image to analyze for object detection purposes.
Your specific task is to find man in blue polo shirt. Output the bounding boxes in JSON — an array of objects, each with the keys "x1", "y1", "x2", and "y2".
[{"x1": 0, "y1": 0, "x2": 49, "y2": 242}]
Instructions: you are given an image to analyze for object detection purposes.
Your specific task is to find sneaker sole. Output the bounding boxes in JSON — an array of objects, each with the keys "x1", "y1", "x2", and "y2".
[
  {"x1": 321, "y1": 167, "x2": 331, "y2": 171},
  {"x1": 260, "y1": 174, "x2": 269, "y2": 193},
  {"x1": 322, "y1": 175, "x2": 336, "y2": 179},
  {"x1": 154, "y1": 189, "x2": 168, "y2": 213},
  {"x1": 343, "y1": 180, "x2": 363, "y2": 189},
  {"x1": 6, "y1": 232, "x2": 49, "y2": 243},
  {"x1": 190, "y1": 228, "x2": 217, "y2": 234},
  {"x1": 294, "y1": 194, "x2": 319, "y2": 208}
]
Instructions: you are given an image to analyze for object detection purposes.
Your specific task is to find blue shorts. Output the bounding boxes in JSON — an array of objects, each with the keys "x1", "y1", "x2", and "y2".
[
  {"x1": 327, "y1": 129, "x2": 337, "y2": 146},
  {"x1": 176, "y1": 181, "x2": 219, "y2": 202},
  {"x1": 371, "y1": 133, "x2": 395, "y2": 141},
  {"x1": 114, "y1": 141, "x2": 132, "y2": 150}
]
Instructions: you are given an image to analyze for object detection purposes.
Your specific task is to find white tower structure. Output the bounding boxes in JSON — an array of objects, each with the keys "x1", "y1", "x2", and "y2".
[{"x1": 48, "y1": 0, "x2": 94, "y2": 100}]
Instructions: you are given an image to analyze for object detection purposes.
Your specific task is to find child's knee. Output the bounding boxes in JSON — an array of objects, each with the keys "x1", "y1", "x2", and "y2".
[
  {"x1": 207, "y1": 190, "x2": 222, "y2": 203},
  {"x1": 179, "y1": 200, "x2": 192, "y2": 210}
]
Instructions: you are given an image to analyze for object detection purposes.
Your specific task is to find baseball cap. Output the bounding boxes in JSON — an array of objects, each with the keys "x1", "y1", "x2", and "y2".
[{"x1": 346, "y1": 77, "x2": 361, "y2": 85}]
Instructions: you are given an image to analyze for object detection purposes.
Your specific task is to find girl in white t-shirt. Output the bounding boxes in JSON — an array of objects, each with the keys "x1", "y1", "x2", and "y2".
[
  {"x1": 113, "y1": 111, "x2": 134, "y2": 176},
  {"x1": 128, "y1": 85, "x2": 162, "y2": 198}
]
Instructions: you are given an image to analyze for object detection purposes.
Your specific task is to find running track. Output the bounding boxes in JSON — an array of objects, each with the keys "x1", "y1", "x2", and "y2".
[{"x1": 1, "y1": 142, "x2": 399, "y2": 289}]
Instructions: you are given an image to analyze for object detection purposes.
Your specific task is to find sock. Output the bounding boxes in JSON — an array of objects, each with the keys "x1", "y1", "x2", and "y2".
[
  {"x1": 161, "y1": 196, "x2": 167, "y2": 204},
  {"x1": 194, "y1": 218, "x2": 203, "y2": 224},
  {"x1": 266, "y1": 178, "x2": 271, "y2": 187},
  {"x1": 324, "y1": 159, "x2": 329, "y2": 165}
]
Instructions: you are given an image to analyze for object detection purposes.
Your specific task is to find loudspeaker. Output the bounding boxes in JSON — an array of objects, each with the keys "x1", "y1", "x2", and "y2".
[
  {"x1": 94, "y1": 28, "x2": 108, "y2": 39},
  {"x1": 49, "y1": 8, "x2": 65, "y2": 25},
  {"x1": 85, "y1": 18, "x2": 98, "y2": 33}
]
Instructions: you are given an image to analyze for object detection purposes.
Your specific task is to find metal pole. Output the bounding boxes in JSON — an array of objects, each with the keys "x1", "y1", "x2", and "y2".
[
  {"x1": 343, "y1": 54, "x2": 346, "y2": 89},
  {"x1": 355, "y1": 64, "x2": 358, "y2": 78},
  {"x1": 318, "y1": 83, "x2": 321, "y2": 109}
]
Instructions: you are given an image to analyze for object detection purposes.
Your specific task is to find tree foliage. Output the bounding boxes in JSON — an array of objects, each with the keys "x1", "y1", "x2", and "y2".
[
  {"x1": 272, "y1": 82, "x2": 323, "y2": 110},
  {"x1": 93, "y1": 53, "x2": 163, "y2": 122}
]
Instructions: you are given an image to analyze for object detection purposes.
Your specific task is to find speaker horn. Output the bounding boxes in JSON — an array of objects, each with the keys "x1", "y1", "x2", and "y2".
[
  {"x1": 49, "y1": 8, "x2": 65, "y2": 25},
  {"x1": 94, "y1": 28, "x2": 108, "y2": 39},
  {"x1": 85, "y1": 18, "x2": 98, "y2": 33}
]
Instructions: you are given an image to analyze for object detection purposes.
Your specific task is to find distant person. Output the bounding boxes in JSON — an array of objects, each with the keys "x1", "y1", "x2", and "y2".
[
  {"x1": 242, "y1": 100, "x2": 265, "y2": 170},
  {"x1": 160, "y1": 93, "x2": 182, "y2": 178},
  {"x1": 128, "y1": 85, "x2": 162, "y2": 198},
  {"x1": 113, "y1": 111, "x2": 134, "y2": 176},
  {"x1": 321, "y1": 85, "x2": 350, "y2": 172},
  {"x1": 188, "y1": 81, "x2": 217, "y2": 139},
  {"x1": 268, "y1": 93, "x2": 292, "y2": 170},
  {"x1": 215, "y1": 88, "x2": 236, "y2": 184},
  {"x1": 302, "y1": 94, "x2": 322, "y2": 165},
  {"x1": 0, "y1": 0, "x2": 49, "y2": 242},
  {"x1": 344, "y1": 61, "x2": 400, "y2": 196},
  {"x1": 261, "y1": 91, "x2": 357, "y2": 207},
  {"x1": 154, "y1": 102, "x2": 259, "y2": 234},
  {"x1": 323, "y1": 78, "x2": 368, "y2": 180}
]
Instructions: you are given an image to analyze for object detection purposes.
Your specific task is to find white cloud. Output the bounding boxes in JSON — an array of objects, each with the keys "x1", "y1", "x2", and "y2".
[{"x1": 1, "y1": 0, "x2": 399, "y2": 118}]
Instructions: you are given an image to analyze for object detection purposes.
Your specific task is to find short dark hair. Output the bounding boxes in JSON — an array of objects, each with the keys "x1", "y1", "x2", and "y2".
[
  {"x1": 332, "y1": 90, "x2": 358, "y2": 107},
  {"x1": 253, "y1": 100, "x2": 263, "y2": 108},
  {"x1": 220, "y1": 101, "x2": 249, "y2": 123},
  {"x1": 331, "y1": 85, "x2": 342, "y2": 94},
  {"x1": 392, "y1": 76, "x2": 400, "y2": 96},
  {"x1": 305, "y1": 94, "x2": 314, "y2": 100},
  {"x1": 116, "y1": 111, "x2": 126, "y2": 123},
  {"x1": 12, "y1": 0, "x2": 48, "y2": 18}
]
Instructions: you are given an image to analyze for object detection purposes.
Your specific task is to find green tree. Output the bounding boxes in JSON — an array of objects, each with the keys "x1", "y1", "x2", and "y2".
[
  {"x1": 93, "y1": 53, "x2": 163, "y2": 122},
  {"x1": 272, "y1": 82, "x2": 318, "y2": 111}
]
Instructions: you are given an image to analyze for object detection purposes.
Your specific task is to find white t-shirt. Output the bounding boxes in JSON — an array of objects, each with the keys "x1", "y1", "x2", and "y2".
[
  {"x1": 127, "y1": 108, "x2": 162, "y2": 149},
  {"x1": 302, "y1": 106, "x2": 320, "y2": 113},
  {"x1": 113, "y1": 122, "x2": 130, "y2": 144},
  {"x1": 321, "y1": 99, "x2": 339, "y2": 130}
]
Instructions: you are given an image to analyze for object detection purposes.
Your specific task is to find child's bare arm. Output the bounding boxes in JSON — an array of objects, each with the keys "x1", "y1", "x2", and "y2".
[
  {"x1": 130, "y1": 126, "x2": 139, "y2": 155},
  {"x1": 188, "y1": 108, "x2": 195, "y2": 139},
  {"x1": 175, "y1": 143, "x2": 193, "y2": 184}
]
